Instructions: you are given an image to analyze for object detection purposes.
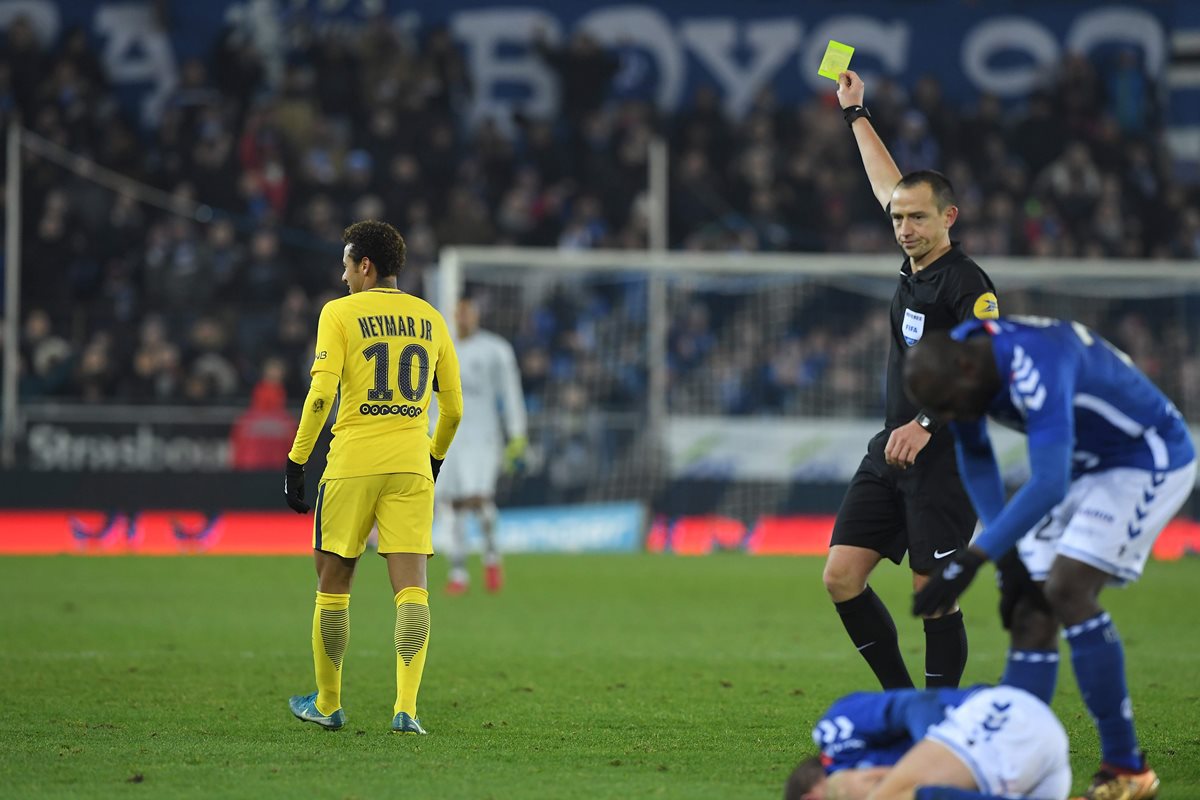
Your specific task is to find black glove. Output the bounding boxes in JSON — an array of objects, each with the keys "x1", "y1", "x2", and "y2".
[
  {"x1": 996, "y1": 548, "x2": 1052, "y2": 630},
  {"x1": 284, "y1": 457, "x2": 310, "y2": 514},
  {"x1": 913, "y1": 550, "x2": 986, "y2": 617},
  {"x1": 430, "y1": 455, "x2": 444, "y2": 483}
]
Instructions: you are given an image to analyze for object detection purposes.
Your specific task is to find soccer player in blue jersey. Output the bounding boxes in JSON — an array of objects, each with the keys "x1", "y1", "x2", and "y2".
[
  {"x1": 785, "y1": 684, "x2": 1071, "y2": 800},
  {"x1": 904, "y1": 316, "x2": 1196, "y2": 800}
]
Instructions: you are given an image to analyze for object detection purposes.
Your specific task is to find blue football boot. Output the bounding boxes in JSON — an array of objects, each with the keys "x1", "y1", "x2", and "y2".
[
  {"x1": 289, "y1": 692, "x2": 345, "y2": 730},
  {"x1": 391, "y1": 711, "x2": 427, "y2": 735}
]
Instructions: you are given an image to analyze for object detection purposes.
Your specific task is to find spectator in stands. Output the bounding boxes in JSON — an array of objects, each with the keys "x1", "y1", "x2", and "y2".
[
  {"x1": 186, "y1": 317, "x2": 239, "y2": 400},
  {"x1": 4, "y1": 15, "x2": 45, "y2": 114},
  {"x1": 5, "y1": 15, "x2": 1197, "y2": 437},
  {"x1": 76, "y1": 333, "x2": 117, "y2": 403},
  {"x1": 533, "y1": 28, "x2": 619, "y2": 130},
  {"x1": 20, "y1": 310, "x2": 73, "y2": 398},
  {"x1": 543, "y1": 381, "x2": 607, "y2": 503},
  {"x1": 230, "y1": 358, "x2": 297, "y2": 470},
  {"x1": 1009, "y1": 93, "x2": 1064, "y2": 177},
  {"x1": 1038, "y1": 141, "x2": 1102, "y2": 239},
  {"x1": 125, "y1": 315, "x2": 183, "y2": 401},
  {"x1": 670, "y1": 300, "x2": 717, "y2": 376},
  {"x1": 892, "y1": 110, "x2": 940, "y2": 174}
]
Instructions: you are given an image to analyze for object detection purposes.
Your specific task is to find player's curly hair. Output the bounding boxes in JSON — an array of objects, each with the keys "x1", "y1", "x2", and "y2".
[{"x1": 343, "y1": 220, "x2": 407, "y2": 278}]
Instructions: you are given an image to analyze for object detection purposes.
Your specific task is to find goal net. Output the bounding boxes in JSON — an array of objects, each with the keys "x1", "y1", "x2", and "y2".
[{"x1": 439, "y1": 247, "x2": 1200, "y2": 519}]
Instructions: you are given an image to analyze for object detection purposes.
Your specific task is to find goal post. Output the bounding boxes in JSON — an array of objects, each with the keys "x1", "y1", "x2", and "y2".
[
  {"x1": 437, "y1": 245, "x2": 1200, "y2": 518},
  {"x1": 3, "y1": 121, "x2": 21, "y2": 468}
]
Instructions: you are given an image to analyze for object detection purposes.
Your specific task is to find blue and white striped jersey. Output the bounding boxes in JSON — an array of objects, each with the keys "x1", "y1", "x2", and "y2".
[{"x1": 952, "y1": 317, "x2": 1194, "y2": 475}]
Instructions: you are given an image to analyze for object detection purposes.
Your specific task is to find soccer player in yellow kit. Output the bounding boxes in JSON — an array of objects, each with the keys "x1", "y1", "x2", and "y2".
[{"x1": 283, "y1": 220, "x2": 462, "y2": 734}]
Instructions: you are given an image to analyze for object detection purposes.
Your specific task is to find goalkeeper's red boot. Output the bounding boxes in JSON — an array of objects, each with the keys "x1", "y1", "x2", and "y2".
[
  {"x1": 485, "y1": 563, "x2": 503, "y2": 593},
  {"x1": 1073, "y1": 762, "x2": 1159, "y2": 800},
  {"x1": 445, "y1": 566, "x2": 469, "y2": 596}
]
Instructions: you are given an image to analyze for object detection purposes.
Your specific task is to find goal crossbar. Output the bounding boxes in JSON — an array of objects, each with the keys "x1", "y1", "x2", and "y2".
[{"x1": 441, "y1": 246, "x2": 1199, "y2": 281}]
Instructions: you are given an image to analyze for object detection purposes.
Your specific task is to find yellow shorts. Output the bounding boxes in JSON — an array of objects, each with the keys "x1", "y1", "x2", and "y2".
[{"x1": 312, "y1": 472, "x2": 434, "y2": 558}]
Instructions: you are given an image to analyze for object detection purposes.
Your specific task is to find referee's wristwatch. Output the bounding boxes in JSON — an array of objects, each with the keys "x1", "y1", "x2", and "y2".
[
  {"x1": 842, "y1": 104, "x2": 871, "y2": 128},
  {"x1": 915, "y1": 411, "x2": 941, "y2": 434}
]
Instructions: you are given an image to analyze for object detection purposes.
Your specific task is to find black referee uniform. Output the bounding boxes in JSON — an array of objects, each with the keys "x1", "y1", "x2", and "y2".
[
  {"x1": 833, "y1": 243, "x2": 997, "y2": 569},
  {"x1": 830, "y1": 242, "x2": 997, "y2": 688}
]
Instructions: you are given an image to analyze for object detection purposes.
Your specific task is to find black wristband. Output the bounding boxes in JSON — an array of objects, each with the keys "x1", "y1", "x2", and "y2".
[
  {"x1": 915, "y1": 411, "x2": 941, "y2": 434},
  {"x1": 842, "y1": 105, "x2": 871, "y2": 127}
]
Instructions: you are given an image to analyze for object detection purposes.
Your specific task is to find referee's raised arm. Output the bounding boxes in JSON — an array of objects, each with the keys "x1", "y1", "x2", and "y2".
[{"x1": 837, "y1": 70, "x2": 901, "y2": 211}]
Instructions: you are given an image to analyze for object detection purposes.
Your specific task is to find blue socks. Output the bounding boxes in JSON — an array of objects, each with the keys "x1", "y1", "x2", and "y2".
[
  {"x1": 1065, "y1": 612, "x2": 1142, "y2": 771},
  {"x1": 916, "y1": 787, "x2": 1010, "y2": 799},
  {"x1": 1001, "y1": 648, "x2": 1059, "y2": 704}
]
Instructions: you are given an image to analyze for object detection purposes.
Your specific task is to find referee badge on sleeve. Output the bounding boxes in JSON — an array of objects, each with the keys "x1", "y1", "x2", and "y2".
[
  {"x1": 973, "y1": 292, "x2": 999, "y2": 319},
  {"x1": 902, "y1": 308, "x2": 925, "y2": 346}
]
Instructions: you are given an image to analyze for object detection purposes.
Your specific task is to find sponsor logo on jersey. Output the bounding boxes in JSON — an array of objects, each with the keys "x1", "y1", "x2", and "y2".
[
  {"x1": 902, "y1": 308, "x2": 926, "y2": 346},
  {"x1": 1078, "y1": 507, "x2": 1115, "y2": 524},
  {"x1": 973, "y1": 292, "x2": 999, "y2": 319},
  {"x1": 359, "y1": 403, "x2": 424, "y2": 417}
]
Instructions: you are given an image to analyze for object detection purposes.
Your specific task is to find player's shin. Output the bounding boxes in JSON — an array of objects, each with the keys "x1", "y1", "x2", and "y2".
[
  {"x1": 394, "y1": 587, "x2": 431, "y2": 717},
  {"x1": 480, "y1": 501, "x2": 500, "y2": 564},
  {"x1": 1000, "y1": 586, "x2": 1061, "y2": 702},
  {"x1": 312, "y1": 592, "x2": 350, "y2": 715},
  {"x1": 835, "y1": 586, "x2": 915, "y2": 689},
  {"x1": 480, "y1": 501, "x2": 504, "y2": 591},
  {"x1": 1001, "y1": 649, "x2": 1059, "y2": 703},
  {"x1": 441, "y1": 506, "x2": 469, "y2": 587},
  {"x1": 1066, "y1": 612, "x2": 1143, "y2": 771},
  {"x1": 923, "y1": 610, "x2": 967, "y2": 688}
]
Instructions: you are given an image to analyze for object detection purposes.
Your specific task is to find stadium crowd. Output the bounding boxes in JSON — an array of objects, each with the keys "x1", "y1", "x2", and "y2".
[{"x1": 4, "y1": 14, "x2": 1200, "y2": 421}]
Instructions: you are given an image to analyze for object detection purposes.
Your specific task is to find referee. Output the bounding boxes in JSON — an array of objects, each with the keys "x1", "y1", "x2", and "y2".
[{"x1": 821, "y1": 70, "x2": 999, "y2": 690}]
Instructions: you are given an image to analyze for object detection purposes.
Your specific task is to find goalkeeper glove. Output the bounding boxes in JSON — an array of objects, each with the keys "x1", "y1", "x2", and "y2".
[
  {"x1": 912, "y1": 549, "x2": 986, "y2": 617},
  {"x1": 503, "y1": 435, "x2": 528, "y2": 474},
  {"x1": 430, "y1": 454, "x2": 444, "y2": 483},
  {"x1": 284, "y1": 457, "x2": 310, "y2": 514}
]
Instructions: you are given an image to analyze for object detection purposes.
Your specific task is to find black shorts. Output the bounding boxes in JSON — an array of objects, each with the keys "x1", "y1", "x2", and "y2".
[{"x1": 830, "y1": 428, "x2": 977, "y2": 572}]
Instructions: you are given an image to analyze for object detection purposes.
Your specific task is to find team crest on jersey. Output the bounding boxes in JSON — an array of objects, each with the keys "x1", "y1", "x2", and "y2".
[
  {"x1": 902, "y1": 308, "x2": 926, "y2": 346},
  {"x1": 973, "y1": 292, "x2": 999, "y2": 319}
]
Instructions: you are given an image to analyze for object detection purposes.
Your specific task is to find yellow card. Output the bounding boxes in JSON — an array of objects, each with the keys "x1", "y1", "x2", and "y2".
[{"x1": 817, "y1": 40, "x2": 855, "y2": 81}]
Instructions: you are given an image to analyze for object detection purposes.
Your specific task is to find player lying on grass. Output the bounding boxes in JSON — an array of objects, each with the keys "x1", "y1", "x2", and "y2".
[
  {"x1": 785, "y1": 684, "x2": 1070, "y2": 800},
  {"x1": 283, "y1": 220, "x2": 462, "y2": 734},
  {"x1": 905, "y1": 316, "x2": 1195, "y2": 800}
]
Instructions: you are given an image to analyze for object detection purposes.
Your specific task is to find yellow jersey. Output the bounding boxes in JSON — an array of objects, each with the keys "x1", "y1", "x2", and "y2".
[{"x1": 295, "y1": 288, "x2": 461, "y2": 481}]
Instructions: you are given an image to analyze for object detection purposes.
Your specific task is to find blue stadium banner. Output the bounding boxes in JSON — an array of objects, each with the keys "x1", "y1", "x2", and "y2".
[
  {"x1": 438, "y1": 502, "x2": 646, "y2": 553},
  {"x1": 15, "y1": 0, "x2": 1191, "y2": 128}
]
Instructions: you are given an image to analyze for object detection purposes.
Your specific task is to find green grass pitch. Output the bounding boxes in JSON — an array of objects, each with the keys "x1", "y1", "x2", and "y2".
[{"x1": 2, "y1": 554, "x2": 1199, "y2": 799}]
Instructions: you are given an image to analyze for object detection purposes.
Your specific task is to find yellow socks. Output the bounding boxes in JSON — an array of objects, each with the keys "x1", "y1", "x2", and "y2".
[
  {"x1": 309, "y1": 588, "x2": 428, "y2": 720},
  {"x1": 394, "y1": 587, "x2": 430, "y2": 717},
  {"x1": 312, "y1": 591, "x2": 350, "y2": 716}
]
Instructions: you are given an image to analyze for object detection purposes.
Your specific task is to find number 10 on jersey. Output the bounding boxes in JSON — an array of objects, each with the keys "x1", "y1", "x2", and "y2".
[{"x1": 363, "y1": 342, "x2": 430, "y2": 402}]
